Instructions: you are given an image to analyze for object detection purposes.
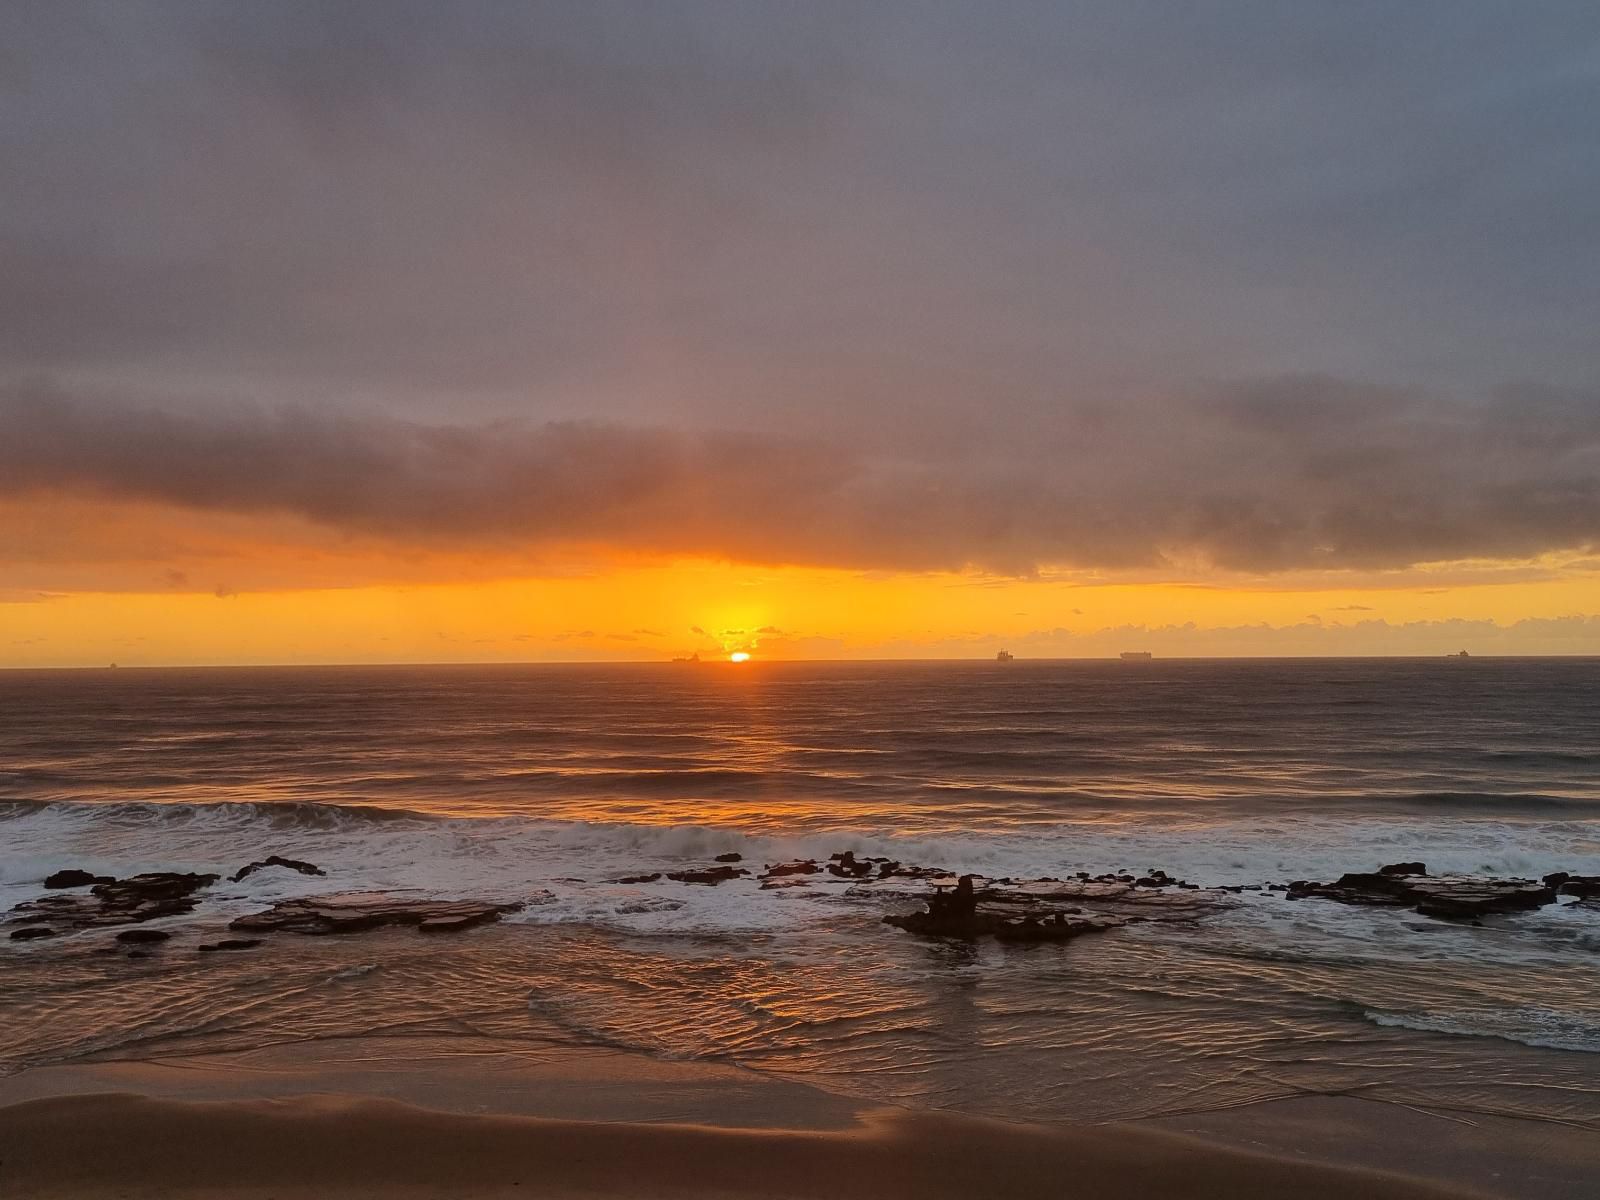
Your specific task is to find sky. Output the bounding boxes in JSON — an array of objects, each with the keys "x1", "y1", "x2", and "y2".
[{"x1": 2, "y1": 1, "x2": 1598, "y2": 665}]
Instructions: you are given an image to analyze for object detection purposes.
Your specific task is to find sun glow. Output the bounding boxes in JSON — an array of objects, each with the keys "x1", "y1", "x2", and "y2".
[{"x1": 729, "y1": 651, "x2": 752, "y2": 663}]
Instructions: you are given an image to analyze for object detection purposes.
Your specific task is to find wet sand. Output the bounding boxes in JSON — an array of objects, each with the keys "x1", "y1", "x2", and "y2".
[
  {"x1": 0, "y1": 1035, "x2": 1564, "y2": 1199},
  {"x1": 2, "y1": 1088, "x2": 1492, "y2": 1200}
]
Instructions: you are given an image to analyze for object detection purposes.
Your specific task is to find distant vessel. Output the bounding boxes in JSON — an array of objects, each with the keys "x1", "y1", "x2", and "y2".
[
  {"x1": 995, "y1": 650, "x2": 1014, "y2": 662},
  {"x1": 1120, "y1": 651, "x2": 1153, "y2": 661},
  {"x1": 1453, "y1": 650, "x2": 1470, "y2": 658},
  {"x1": 671, "y1": 653, "x2": 702, "y2": 663}
]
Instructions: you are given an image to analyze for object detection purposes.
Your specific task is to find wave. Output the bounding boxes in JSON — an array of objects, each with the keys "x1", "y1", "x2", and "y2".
[
  {"x1": 1382, "y1": 791, "x2": 1584, "y2": 811},
  {"x1": 1365, "y1": 1007, "x2": 1600, "y2": 1054},
  {"x1": 0, "y1": 798, "x2": 438, "y2": 828}
]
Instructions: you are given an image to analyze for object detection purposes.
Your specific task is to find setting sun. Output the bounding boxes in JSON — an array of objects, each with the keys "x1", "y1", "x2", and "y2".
[{"x1": 728, "y1": 651, "x2": 752, "y2": 663}]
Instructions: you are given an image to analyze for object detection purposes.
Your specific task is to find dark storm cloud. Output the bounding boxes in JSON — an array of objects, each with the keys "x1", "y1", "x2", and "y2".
[
  {"x1": 4, "y1": 379, "x2": 1596, "y2": 573},
  {"x1": 3, "y1": 2, "x2": 1598, "y2": 576}
]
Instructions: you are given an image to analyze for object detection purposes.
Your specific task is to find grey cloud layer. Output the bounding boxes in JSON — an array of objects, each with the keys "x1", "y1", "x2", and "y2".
[
  {"x1": 5, "y1": 380, "x2": 1595, "y2": 573},
  {"x1": 3, "y1": 2, "x2": 1598, "y2": 577},
  {"x1": 3, "y1": 2, "x2": 1599, "y2": 416}
]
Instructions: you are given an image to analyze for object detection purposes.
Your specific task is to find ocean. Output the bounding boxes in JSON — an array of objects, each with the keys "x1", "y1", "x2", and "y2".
[{"x1": 3, "y1": 659, "x2": 1598, "y2": 1128}]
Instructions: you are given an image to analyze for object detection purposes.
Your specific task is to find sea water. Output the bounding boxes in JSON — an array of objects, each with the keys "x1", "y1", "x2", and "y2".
[{"x1": 2, "y1": 659, "x2": 1598, "y2": 1126}]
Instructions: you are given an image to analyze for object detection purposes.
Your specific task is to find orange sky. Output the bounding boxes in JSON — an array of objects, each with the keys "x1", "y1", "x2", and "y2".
[{"x1": 5, "y1": 527, "x2": 1597, "y2": 667}]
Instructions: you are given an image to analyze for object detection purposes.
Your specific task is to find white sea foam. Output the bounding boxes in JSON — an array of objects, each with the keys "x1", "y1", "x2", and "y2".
[
  {"x1": 1365, "y1": 1006, "x2": 1600, "y2": 1053},
  {"x1": 3, "y1": 799, "x2": 1599, "y2": 939}
]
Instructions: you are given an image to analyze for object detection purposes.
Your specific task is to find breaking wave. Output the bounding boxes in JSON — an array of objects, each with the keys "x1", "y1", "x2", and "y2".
[{"x1": 1365, "y1": 1007, "x2": 1600, "y2": 1054}]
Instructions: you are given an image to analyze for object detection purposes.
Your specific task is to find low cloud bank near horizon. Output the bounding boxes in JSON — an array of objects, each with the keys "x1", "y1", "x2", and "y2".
[{"x1": 2, "y1": 377, "x2": 1597, "y2": 581}]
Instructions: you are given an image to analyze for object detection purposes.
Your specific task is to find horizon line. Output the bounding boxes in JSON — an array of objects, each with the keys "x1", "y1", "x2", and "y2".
[{"x1": 3, "y1": 652, "x2": 1595, "y2": 672}]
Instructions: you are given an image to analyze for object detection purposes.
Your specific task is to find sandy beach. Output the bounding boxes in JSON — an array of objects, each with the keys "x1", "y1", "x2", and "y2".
[{"x1": 5, "y1": 1035, "x2": 1590, "y2": 1200}]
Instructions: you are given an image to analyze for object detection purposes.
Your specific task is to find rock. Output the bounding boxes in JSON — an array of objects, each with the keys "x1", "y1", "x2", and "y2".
[
  {"x1": 230, "y1": 856, "x2": 326, "y2": 883},
  {"x1": 614, "y1": 873, "x2": 662, "y2": 884},
  {"x1": 230, "y1": 894, "x2": 523, "y2": 936},
  {"x1": 44, "y1": 869, "x2": 113, "y2": 889},
  {"x1": 115, "y1": 928, "x2": 171, "y2": 944},
  {"x1": 992, "y1": 913, "x2": 1124, "y2": 943},
  {"x1": 614, "y1": 897, "x2": 685, "y2": 915},
  {"x1": 878, "y1": 870, "x2": 1235, "y2": 940},
  {"x1": 9, "y1": 926, "x2": 54, "y2": 940},
  {"x1": 418, "y1": 912, "x2": 503, "y2": 933},
  {"x1": 761, "y1": 861, "x2": 820, "y2": 879},
  {"x1": 827, "y1": 851, "x2": 873, "y2": 878},
  {"x1": 198, "y1": 939, "x2": 263, "y2": 952},
  {"x1": 1380, "y1": 862, "x2": 1427, "y2": 877},
  {"x1": 665, "y1": 865, "x2": 749, "y2": 885},
  {"x1": 7, "y1": 871, "x2": 218, "y2": 933},
  {"x1": 713, "y1": 853, "x2": 743, "y2": 863},
  {"x1": 1551, "y1": 874, "x2": 1600, "y2": 900},
  {"x1": 760, "y1": 878, "x2": 812, "y2": 890},
  {"x1": 1287, "y1": 870, "x2": 1556, "y2": 920}
]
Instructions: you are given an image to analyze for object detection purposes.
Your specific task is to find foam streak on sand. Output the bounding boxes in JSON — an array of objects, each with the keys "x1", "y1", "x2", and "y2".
[{"x1": 0, "y1": 1091, "x2": 1484, "y2": 1200}]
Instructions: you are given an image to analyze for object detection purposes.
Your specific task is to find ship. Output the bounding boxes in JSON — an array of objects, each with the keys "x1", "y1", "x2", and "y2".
[
  {"x1": 995, "y1": 650, "x2": 1014, "y2": 662},
  {"x1": 1119, "y1": 651, "x2": 1153, "y2": 661}
]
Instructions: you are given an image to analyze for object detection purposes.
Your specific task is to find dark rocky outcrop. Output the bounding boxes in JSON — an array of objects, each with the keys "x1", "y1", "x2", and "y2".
[
  {"x1": 885, "y1": 874, "x2": 1128, "y2": 942},
  {"x1": 7, "y1": 872, "x2": 218, "y2": 933},
  {"x1": 1287, "y1": 866, "x2": 1556, "y2": 920},
  {"x1": 115, "y1": 928, "x2": 171, "y2": 944},
  {"x1": 713, "y1": 853, "x2": 743, "y2": 863},
  {"x1": 878, "y1": 869, "x2": 1235, "y2": 942},
  {"x1": 198, "y1": 938, "x2": 263, "y2": 952},
  {"x1": 666, "y1": 865, "x2": 749, "y2": 885},
  {"x1": 992, "y1": 912, "x2": 1123, "y2": 943},
  {"x1": 827, "y1": 851, "x2": 874, "y2": 878},
  {"x1": 614, "y1": 873, "x2": 663, "y2": 884},
  {"x1": 1546, "y1": 873, "x2": 1600, "y2": 900},
  {"x1": 230, "y1": 856, "x2": 326, "y2": 883},
  {"x1": 1381, "y1": 862, "x2": 1427, "y2": 877},
  {"x1": 44, "y1": 869, "x2": 113, "y2": 889},
  {"x1": 9, "y1": 926, "x2": 54, "y2": 940},
  {"x1": 761, "y1": 861, "x2": 820, "y2": 879},
  {"x1": 230, "y1": 894, "x2": 522, "y2": 936}
]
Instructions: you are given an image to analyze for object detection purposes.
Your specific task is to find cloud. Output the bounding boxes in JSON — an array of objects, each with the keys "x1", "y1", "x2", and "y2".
[
  {"x1": 2, "y1": 379, "x2": 1596, "y2": 578},
  {"x1": 3, "y1": 6, "x2": 1599, "y2": 589},
  {"x1": 2, "y1": 2, "x2": 1598, "y2": 415}
]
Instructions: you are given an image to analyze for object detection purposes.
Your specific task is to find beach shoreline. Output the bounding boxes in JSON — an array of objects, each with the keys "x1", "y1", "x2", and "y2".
[
  {"x1": 0, "y1": 1089, "x2": 1488, "y2": 1200},
  {"x1": 2, "y1": 1035, "x2": 1591, "y2": 1199}
]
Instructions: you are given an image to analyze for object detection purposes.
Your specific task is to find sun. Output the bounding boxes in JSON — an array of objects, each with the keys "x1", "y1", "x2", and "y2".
[{"x1": 728, "y1": 651, "x2": 751, "y2": 663}]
